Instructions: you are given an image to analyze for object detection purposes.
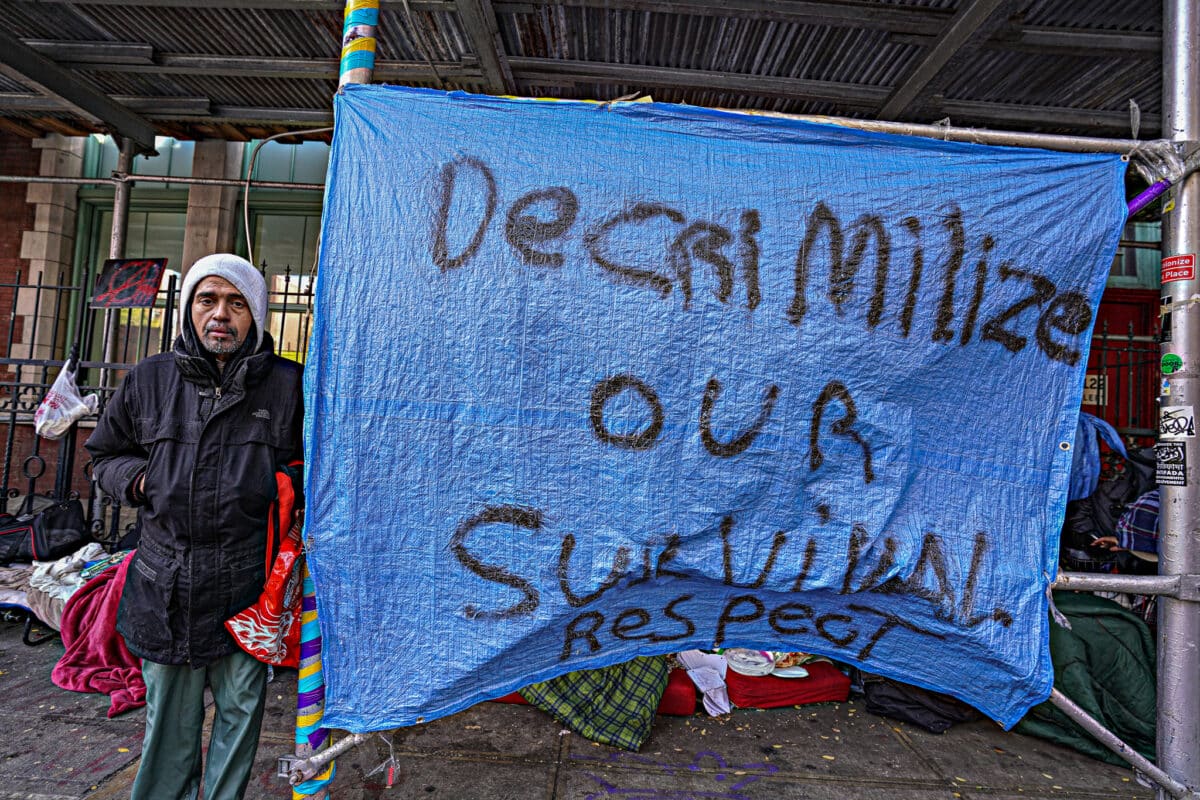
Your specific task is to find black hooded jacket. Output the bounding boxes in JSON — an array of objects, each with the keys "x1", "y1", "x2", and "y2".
[{"x1": 85, "y1": 326, "x2": 303, "y2": 666}]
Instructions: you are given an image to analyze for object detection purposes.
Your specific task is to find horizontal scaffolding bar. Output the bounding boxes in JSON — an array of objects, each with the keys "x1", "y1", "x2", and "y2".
[
  {"x1": 289, "y1": 733, "x2": 370, "y2": 784},
  {"x1": 719, "y1": 108, "x2": 1142, "y2": 153},
  {"x1": 0, "y1": 174, "x2": 323, "y2": 191},
  {"x1": 1053, "y1": 571, "x2": 1181, "y2": 596}
]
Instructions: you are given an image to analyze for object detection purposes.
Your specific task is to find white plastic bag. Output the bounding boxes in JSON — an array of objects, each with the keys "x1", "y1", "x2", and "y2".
[{"x1": 34, "y1": 365, "x2": 99, "y2": 440}]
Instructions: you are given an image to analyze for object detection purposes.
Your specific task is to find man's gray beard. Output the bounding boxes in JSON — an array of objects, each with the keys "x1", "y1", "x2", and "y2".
[
  {"x1": 204, "y1": 340, "x2": 239, "y2": 355},
  {"x1": 202, "y1": 327, "x2": 242, "y2": 355}
]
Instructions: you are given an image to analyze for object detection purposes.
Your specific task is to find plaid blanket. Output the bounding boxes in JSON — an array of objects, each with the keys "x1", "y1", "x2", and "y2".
[
  {"x1": 1116, "y1": 488, "x2": 1159, "y2": 555},
  {"x1": 519, "y1": 656, "x2": 669, "y2": 751}
]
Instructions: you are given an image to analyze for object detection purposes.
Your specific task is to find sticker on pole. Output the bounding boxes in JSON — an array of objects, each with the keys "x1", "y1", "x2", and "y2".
[
  {"x1": 1156, "y1": 441, "x2": 1188, "y2": 486},
  {"x1": 1162, "y1": 354, "x2": 1183, "y2": 374},
  {"x1": 1159, "y1": 405, "x2": 1196, "y2": 440},
  {"x1": 1162, "y1": 254, "x2": 1195, "y2": 284}
]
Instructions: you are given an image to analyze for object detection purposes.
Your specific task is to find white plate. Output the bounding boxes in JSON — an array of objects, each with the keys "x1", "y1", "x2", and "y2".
[
  {"x1": 723, "y1": 648, "x2": 776, "y2": 676},
  {"x1": 771, "y1": 665, "x2": 810, "y2": 679}
]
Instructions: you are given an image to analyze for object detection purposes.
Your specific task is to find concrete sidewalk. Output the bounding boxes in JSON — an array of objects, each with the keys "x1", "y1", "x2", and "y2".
[{"x1": 1, "y1": 616, "x2": 1151, "y2": 800}]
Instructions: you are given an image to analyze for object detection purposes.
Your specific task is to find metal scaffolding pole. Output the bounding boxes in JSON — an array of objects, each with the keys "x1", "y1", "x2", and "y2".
[
  {"x1": 338, "y1": 0, "x2": 379, "y2": 88},
  {"x1": 1050, "y1": 690, "x2": 1194, "y2": 800},
  {"x1": 1158, "y1": 0, "x2": 1200, "y2": 796},
  {"x1": 107, "y1": 140, "x2": 133, "y2": 280},
  {"x1": 99, "y1": 137, "x2": 134, "y2": 388},
  {"x1": 287, "y1": 10, "x2": 381, "y2": 798}
]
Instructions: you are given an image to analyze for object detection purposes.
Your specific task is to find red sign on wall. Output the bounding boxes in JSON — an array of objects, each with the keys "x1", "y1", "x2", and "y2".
[{"x1": 1162, "y1": 254, "x2": 1196, "y2": 284}]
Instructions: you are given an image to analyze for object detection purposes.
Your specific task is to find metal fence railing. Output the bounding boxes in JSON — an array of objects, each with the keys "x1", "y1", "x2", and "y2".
[{"x1": 1083, "y1": 319, "x2": 1160, "y2": 445}]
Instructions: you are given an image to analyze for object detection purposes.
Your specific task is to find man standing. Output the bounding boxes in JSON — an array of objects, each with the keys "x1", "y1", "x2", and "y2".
[{"x1": 87, "y1": 253, "x2": 303, "y2": 800}]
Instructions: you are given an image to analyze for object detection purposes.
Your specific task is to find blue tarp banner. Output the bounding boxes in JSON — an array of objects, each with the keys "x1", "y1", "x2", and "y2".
[{"x1": 306, "y1": 84, "x2": 1127, "y2": 731}]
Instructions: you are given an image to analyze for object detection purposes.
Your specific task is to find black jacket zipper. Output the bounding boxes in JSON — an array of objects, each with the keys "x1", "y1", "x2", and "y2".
[{"x1": 186, "y1": 378, "x2": 229, "y2": 664}]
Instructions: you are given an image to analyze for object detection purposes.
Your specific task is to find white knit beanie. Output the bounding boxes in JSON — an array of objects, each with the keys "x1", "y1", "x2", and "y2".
[{"x1": 180, "y1": 254, "x2": 268, "y2": 351}]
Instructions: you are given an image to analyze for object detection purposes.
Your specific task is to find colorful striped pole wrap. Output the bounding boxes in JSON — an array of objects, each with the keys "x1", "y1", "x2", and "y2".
[
  {"x1": 293, "y1": 560, "x2": 335, "y2": 799},
  {"x1": 339, "y1": 0, "x2": 379, "y2": 86}
]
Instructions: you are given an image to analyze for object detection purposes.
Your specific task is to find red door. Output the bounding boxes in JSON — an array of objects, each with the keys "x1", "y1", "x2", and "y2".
[{"x1": 1085, "y1": 287, "x2": 1159, "y2": 441}]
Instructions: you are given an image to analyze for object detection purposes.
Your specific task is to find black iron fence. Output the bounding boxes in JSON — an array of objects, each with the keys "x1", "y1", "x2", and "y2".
[
  {"x1": 0, "y1": 272, "x2": 86, "y2": 515},
  {"x1": 1083, "y1": 319, "x2": 1160, "y2": 445},
  {"x1": 0, "y1": 262, "x2": 314, "y2": 548}
]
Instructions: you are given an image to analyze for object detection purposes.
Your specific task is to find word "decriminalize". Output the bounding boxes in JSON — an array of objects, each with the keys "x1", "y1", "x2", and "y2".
[{"x1": 430, "y1": 156, "x2": 1093, "y2": 366}]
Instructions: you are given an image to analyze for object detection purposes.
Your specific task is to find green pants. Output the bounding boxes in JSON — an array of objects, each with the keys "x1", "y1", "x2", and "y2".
[{"x1": 131, "y1": 650, "x2": 268, "y2": 800}]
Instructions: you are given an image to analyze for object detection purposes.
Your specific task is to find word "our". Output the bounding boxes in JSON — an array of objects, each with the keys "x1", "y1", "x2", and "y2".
[{"x1": 590, "y1": 373, "x2": 874, "y2": 483}]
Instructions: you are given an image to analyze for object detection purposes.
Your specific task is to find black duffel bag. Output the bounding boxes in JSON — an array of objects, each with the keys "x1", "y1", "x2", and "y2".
[
  {"x1": 0, "y1": 499, "x2": 89, "y2": 565},
  {"x1": 853, "y1": 669, "x2": 982, "y2": 734}
]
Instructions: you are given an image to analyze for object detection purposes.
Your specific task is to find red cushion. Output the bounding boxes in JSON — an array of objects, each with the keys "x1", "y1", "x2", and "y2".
[
  {"x1": 656, "y1": 666, "x2": 697, "y2": 716},
  {"x1": 490, "y1": 690, "x2": 527, "y2": 705},
  {"x1": 489, "y1": 668, "x2": 697, "y2": 715},
  {"x1": 725, "y1": 660, "x2": 850, "y2": 709}
]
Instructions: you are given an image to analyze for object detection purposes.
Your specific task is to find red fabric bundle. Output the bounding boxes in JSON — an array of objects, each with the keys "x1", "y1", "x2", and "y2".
[
  {"x1": 725, "y1": 661, "x2": 850, "y2": 709},
  {"x1": 51, "y1": 553, "x2": 146, "y2": 717},
  {"x1": 225, "y1": 466, "x2": 304, "y2": 668}
]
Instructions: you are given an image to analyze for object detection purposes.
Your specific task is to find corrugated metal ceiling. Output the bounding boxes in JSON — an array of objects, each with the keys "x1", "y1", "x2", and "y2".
[{"x1": 0, "y1": 0, "x2": 1165, "y2": 145}]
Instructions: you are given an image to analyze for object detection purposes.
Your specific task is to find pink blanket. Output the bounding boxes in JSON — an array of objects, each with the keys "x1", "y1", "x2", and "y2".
[{"x1": 52, "y1": 552, "x2": 145, "y2": 717}]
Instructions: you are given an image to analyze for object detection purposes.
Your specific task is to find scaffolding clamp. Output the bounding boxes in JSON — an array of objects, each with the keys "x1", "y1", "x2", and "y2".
[{"x1": 1175, "y1": 574, "x2": 1200, "y2": 603}]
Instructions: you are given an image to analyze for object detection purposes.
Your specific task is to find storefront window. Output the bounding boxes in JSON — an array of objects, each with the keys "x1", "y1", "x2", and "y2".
[
  {"x1": 91, "y1": 210, "x2": 186, "y2": 274},
  {"x1": 251, "y1": 210, "x2": 320, "y2": 362},
  {"x1": 253, "y1": 212, "x2": 320, "y2": 273},
  {"x1": 85, "y1": 135, "x2": 194, "y2": 187},
  {"x1": 1109, "y1": 220, "x2": 1160, "y2": 290},
  {"x1": 86, "y1": 206, "x2": 186, "y2": 364},
  {"x1": 245, "y1": 140, "x2": 329, "y2": 184}
]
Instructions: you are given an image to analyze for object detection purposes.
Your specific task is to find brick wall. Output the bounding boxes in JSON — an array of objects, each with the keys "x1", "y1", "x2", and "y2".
[
  {"x1": 0, "y1": 134, "x2": 91, "y2": 505},
  {"x1": 0, "y1": 133, "x2": 36, "y2": 351},
  {"x1": 0, "y1": 132, "x2": 37, "y2": 388}
]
